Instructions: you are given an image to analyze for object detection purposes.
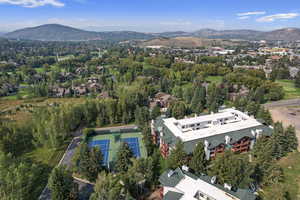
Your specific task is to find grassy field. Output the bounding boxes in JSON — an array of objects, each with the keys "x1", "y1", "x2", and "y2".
[
  {"x1": 277, "y1": 152, "x2": 300, "y2": 199},
  {"x1": 261, "y1": 152, "x2": 300, "y2": 199},
  {"x1": 206, "y1": 76, "x2": 223, "y2": 84},
  {"x1": 276, "y1": 79, "x2": 300, "y2": 100},
  {"x1": 89, "y1": 131, "x2": 147, "y2": 168}
]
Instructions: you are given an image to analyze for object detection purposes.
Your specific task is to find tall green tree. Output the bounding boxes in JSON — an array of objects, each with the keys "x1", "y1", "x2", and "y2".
[
  {"x1": 48, "y1": 166, "x2": 78, "y2": 200},
  {"x1": 90, "y1": 172, "x2": 125, "y2": 200},
  {"x1": 151, "y1": 105, "x2": 161, "y2": 120},
  {"x1": 115, "y1": 142, "x2": 134, "y2": 173},
  {"x1": 189, "y1": 142, "x2": 208, "y2": 174},
  {"x1": 167, "y1": 140, "x2": 187, "y2": 169},
  {"x1": 209, "y1": 151, "x2": 253, "y2": 188},
  {"x1": 191, "y1": 86, "x2": 205, "y2": 114},
  {"x1": 0, "y1": 152, "x2": 41, "y2": 200},
  {"x1": 73, "y1": 143, "x2": 103, "y2": 181},
  {"x1": 125, "y1": 158, "x2": 154, "y2": 198}
]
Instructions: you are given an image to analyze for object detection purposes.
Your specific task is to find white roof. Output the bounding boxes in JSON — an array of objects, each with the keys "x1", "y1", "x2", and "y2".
[
  {"x1": 175, "y1": 173, "x2": 240, "y2": 200},
  {"x1": 163, "y1": 108, "x2": 262, "y2": 142}
]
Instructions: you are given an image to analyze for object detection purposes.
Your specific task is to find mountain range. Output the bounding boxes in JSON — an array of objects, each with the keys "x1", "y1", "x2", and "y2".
[
  {"x1": 3, "y1": 24, "x2": 300, "y2": 42},
  {"x1": 3, "y1": 24, "x2": 154, "y2": 42}
]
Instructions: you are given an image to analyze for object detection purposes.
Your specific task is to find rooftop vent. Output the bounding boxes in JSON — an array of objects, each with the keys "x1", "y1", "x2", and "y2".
[
  {"x1": 182, "y1": 165, "x2": 189, "y2": 172},
  {"x1": 211, "y1": 176, "x2": 217, "y2": 184},
  {"x1": 167, "y1": 170, "x2": 175, "y2": 178},
  {"x1": 224, "y1": 183, "x2": 232, "y2": 191},
  {"x1": 225, "y1": 135, "x2": 231, "y2": 144}
]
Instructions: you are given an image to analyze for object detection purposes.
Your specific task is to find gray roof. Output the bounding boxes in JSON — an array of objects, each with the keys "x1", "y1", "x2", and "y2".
[
  {"x1": 163, "y1": 191, "x2": 184, "y2": 200},
  {"x1": 159, "y1": 168, "x2": 185, "y2": 187},
  {"x1": 159, "y1": 168, "x2": 257, "y2": 200}
]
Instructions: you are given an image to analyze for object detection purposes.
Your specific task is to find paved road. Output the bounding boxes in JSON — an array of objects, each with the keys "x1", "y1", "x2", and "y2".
[{"x1": 263, "y1": 98, "x2": 300, "y2": 108}]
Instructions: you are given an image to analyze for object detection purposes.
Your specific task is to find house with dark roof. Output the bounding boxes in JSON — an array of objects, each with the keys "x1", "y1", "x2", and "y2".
[
  {"x1": 150, "y1": 92, "x2": 176, "y2": 112},
  {"x1": 159, "y1": 167, "x2": 257, "y2": 200},
  {"x1": 151, "y1": 108, "x2": 272, "y2": 159}
]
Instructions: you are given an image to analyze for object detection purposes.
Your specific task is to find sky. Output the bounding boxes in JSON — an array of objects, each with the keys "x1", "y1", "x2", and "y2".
[{"x1": 0, "y1": 0, "x2": 300, "y2": 32}]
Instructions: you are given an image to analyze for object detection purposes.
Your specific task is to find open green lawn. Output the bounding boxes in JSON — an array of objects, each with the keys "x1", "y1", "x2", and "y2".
[
  {"x1": 261, "y1": 152, "x2": 300, "y2": 199},
  {"x1": 89, "y1": 130, "x2": 147, "y2": 168},
  {"x1": 276, "y1": 79, "x2": 300, "y2": 100},
  {"x1": 25, "y1": 145, "x2": 67, "y2": 168},
  {"x1": 206, "y1": 76, "x2": 223, "y2": 84},
  {"x1": 278, "y1": 152, "x2": 300, "y2": 199}
]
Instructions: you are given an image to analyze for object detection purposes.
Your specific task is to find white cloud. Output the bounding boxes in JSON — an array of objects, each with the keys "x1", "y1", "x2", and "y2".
[
  {"x1": 0, "y1": 0, "x2": 64, "y2": 7},
  {"x1": 257, "y1": 13, "x2": 299, "y2": 22},
  {"x1": 238, "y1": 16, "x2": 250, "y2": 20},
  {"x1": 237, "y1": 11, "x2": 266, "y2": 16}
]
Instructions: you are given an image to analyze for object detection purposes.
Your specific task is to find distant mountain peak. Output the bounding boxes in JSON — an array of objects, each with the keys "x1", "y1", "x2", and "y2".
[{"x1": 4, "y1": 24, "x2": 154, "y2": 41}]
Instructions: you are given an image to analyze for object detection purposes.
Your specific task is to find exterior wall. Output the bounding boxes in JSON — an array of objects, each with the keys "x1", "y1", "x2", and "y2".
[
  {"x1": 231, "y1": 137, "x2": 251, "y2": 153},
  {"x1": 151, "y1": 129, "x2": 159, "y2": 145},
  {"x1": 209, "y1": 144, "x2": 226, "y2": 159},
  {"x1": 160, "y1": 142, "x2": 169, "y2": 158}
]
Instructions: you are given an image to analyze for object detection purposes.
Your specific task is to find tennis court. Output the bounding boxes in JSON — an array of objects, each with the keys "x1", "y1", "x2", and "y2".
[
  {"x1": 88, "y1": 139, "x2": 110, "y2": 165},
  {"x1": 86, "y1": 127, "x2": 147, "y2": 169},
  {"x1": 122, "y1": 137, "x2": 141, "y2": 158}
]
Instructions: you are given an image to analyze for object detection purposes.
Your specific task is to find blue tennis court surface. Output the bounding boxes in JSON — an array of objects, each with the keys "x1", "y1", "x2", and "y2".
[
  {"x1": 122, "y1": 137, "x2": 141, "y2": 158},
  {"x1": 89, "y1": 139, "x2": 110, "y2": 165}
]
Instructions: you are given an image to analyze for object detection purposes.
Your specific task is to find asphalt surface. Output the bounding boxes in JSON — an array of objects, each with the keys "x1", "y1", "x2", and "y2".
[{"x1": 263, "y1": 98, "x2": 300, "y2": 108}]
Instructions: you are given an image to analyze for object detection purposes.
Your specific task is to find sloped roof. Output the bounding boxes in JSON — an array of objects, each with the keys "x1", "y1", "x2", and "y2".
[
  {"x1": 160, "y1": 168, "x2": 257, "y2": 200},
  {"x1": 163, "y1": 191, "x2": 184, "y2": 200}
]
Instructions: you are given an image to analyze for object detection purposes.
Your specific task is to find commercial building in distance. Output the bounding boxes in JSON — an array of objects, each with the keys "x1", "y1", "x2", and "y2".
[
  {"x1": 152, "y1": 108, "x2": 272, "y2": 159},
  {"x1": 159, "y1": 167, "x2": 257, "y2": 200}
]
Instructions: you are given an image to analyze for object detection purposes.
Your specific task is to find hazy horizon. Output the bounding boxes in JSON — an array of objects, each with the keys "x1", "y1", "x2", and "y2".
[{"x1": 0, "y1": 0, "x2": 300, "y2": 32}]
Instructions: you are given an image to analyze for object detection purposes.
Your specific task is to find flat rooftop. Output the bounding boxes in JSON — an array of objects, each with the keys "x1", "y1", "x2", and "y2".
[{"x1": 163, "y1": 108, "x2": 262, "y2": 142}]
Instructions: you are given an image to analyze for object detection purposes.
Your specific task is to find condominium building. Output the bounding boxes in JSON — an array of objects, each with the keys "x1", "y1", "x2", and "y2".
[{"x1": 152, "y1": 108, "x2": 272, "y2": 159}]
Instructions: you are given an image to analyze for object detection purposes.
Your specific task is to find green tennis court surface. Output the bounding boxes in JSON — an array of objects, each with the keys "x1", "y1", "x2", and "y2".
[{"x1": 88, "y1": 129, "x2": 147, "y2": 169}]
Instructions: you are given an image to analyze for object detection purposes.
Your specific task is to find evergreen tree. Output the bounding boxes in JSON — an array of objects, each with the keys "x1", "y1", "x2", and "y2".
[
  {"x1": 183, "y1": 85, "x2": 194, "y2": 104},
  {"x1": 245, "y1": 101, "x2": 260, "y2": 116},
  {"x1": 90, "y1": 172, "x2": 125, "y2": 200},
  {"x1": 167, "y1": 140, "x2": 187, "y2": 169},
  {"x1": 125, "y1": 158, "x2": 154, "y2": 198},
  {"x1": 142, "y1": 126, "x2": 155, "y2": 156},
  {"x1": 168, "y1": 101, "x2": 188, "y2": 119},
  {"x1": 115, "y1": 142, "x2": 134, "y2": 173},
  {"x1": 191, "y1": 87, "x2": 205, "y2": 114},
  {"x1": 48, "y1": 166, "x2": 78, "y2": 200},
  {"x1": 73, "y1": 143, "x2": 103, "y2": 182},
  {"x1": 0, "y1": 153, "x2": 41, "y2": 200},
  {"x1": 151, "y1": 105, "x2": 161, "y2": 120},
  {"x1": 134, "y1": 106, "x2": 150, "y2": 128},
  {"x1": 208, "y1": 151, "x2": 253, "y2": 188},
  {"x1": 189, "y1": 142, "x2": 208, "y2": 174},
  {"x1": 256, "y1": 107, "x2": 273, "y2": 125},
  {"x1": 271, "y1": 122, "x2": 290, "y2": 159},
  {"x1": 285, "y1": 125, "x2": 298, "y2": 153}
]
